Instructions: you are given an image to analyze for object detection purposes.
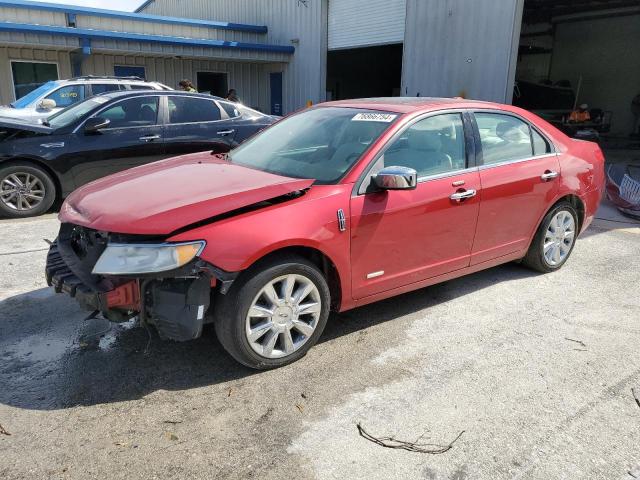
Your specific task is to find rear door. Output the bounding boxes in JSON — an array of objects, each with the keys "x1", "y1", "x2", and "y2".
[
  {"x1": 65, "y1": 95, "x2": 166, "y2": 187},
  {"x1": 470, "y1": 111, "x2": 560, "y2": 265},
  {"x1": 350, "y1": 111, "x2": 481, "y2": 299},
  {"x1": 163, "y1": 95, "x2": 235, "y2": 156}
]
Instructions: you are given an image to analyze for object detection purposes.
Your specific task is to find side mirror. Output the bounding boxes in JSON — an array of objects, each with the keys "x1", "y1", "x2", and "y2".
[
  {"x1": 373, "y1": 166, "x2": 418, "y2": 190},
  {"x1": 38, "y1": 99, "x2": 56, "y2": 110},
  {"x1": 84, "y1": 117, "x2": 110, "y2": 133}
]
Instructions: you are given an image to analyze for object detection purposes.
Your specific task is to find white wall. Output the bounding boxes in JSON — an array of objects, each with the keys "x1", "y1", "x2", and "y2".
[
  {"x1": 82, "y1": 53, "x2": 280, "y2": 112},
  {"x1": 402, "y1": 0, "x2": 524, "y2": 103},
  {"x1": 142, "y1": 0, "x2": 328, "y2": 114},
  {"x1": 0, "y1": 47, "x2": 72, "y2": 104},
  {"x1": 550, "y1": 14, "x2": 640, "y2": 135}
]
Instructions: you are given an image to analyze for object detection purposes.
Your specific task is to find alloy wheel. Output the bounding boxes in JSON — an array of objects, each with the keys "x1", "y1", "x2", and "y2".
[
  {"x1": 245, "y1": 274, "x2": 322, "y2": 359},
  {"x1": 543, "y1": 210, "x2": 576, "y2": 266},
  {"x1": 0, "y1": 172, "x2": 46, "y2": 212}
]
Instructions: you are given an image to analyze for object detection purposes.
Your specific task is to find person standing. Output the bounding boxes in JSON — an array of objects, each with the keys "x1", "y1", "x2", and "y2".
[
  {"x1": 226, "y1": 88, "x2": 240, "y2": 103},
  {"x1": 178, "y1": 79, "x2": 197, "y2": 92}
]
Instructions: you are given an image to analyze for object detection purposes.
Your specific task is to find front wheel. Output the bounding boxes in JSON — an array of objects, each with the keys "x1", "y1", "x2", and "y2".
[
  {"x1": 522, "y1": 201, "x2": 579, "y2": 273},
  {"x1": 0, "y1": 163, "x2": 56, "y2": 218},
  {"x1": 214, "y1": 255, "x2": 331, "y2": 369}
]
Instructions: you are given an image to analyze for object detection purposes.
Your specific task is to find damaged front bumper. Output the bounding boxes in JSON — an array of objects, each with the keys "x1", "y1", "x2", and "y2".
[{"x1": 45, "y1": 224, "x2": 237, "y2": 342}]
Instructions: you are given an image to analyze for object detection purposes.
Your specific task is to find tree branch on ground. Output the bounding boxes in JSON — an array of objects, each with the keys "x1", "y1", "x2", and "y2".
[{"x1": 356, "y1": 423, "x2": 464, "y2": 454}]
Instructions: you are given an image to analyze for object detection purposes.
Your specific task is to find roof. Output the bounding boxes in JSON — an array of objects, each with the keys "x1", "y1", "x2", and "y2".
[
  {"x1": 320, "y1": 97, "x2": 497, "y2": 114},
  {"x1": 0, "y1": 0, "x2": 268, "y2": 33},
  {"x1": 94, "y1": 90, "x2": 225, "y2": 101}
]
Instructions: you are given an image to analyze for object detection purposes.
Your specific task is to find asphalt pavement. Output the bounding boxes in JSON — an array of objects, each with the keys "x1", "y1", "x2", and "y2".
[{"x1": 0, "y1": 205, "x2": 639, "y2": 480}]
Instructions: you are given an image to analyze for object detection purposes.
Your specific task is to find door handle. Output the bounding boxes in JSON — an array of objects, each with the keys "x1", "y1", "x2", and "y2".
[
  {"x1": 217, "y1": 129, "x2": 235, "y2": 136},
  {"x1": 139, "y1": 134, "x2": 161, "y2": 142},
  {"x1": 541, "y1": 170, "x2": 559, "y2": 181},
  {"x1": 450, "y1": 189, "x2": 477, "y2": 202}
]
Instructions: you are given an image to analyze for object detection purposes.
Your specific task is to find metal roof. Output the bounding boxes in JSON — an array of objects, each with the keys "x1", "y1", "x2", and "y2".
[{"x1": 0, "y1": 0, "x2": 268, "y2": 33}]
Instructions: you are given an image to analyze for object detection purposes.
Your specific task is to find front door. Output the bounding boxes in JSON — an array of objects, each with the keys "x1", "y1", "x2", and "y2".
[
  {"x1": 350, "y1": 112, "x2": 481, "y2": 299},
  {"x1": 66, "y1": 95, "x2": 165, "y2": 188},
  {"x1": 470, "y1": 111, "x2": 560, "y2": 265}
]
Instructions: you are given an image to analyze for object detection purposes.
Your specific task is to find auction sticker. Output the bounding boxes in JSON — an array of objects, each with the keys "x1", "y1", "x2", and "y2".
[{"x1": 352, "y1": 113, "x2": 397, "y2": 122}]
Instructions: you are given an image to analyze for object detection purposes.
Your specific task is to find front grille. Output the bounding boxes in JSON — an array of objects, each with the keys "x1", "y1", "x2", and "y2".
[{"x1": 54, "y1": 223, "x2": 110, "y2": 292}]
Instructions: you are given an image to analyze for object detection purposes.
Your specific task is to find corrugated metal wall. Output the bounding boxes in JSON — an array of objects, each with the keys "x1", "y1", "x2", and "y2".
[
  {"x1": 402, "y1": 0, "x2": 524, "y2": 103},
  {"x1": 328, "y1": 0, "x2": 406, "y2": 50},
  {"x1": 142, "y1": 0, "x2": 328, "y2": 113},
  {"x1": 83, "y1": 53, "x2": 280, "y2": 112},
  {"x1": 0, "y1": 47, "x2": 72, "y2": 103}
]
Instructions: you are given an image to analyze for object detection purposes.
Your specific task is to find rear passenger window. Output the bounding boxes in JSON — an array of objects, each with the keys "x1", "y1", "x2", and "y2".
[
  {"x1": 383, "y1": 113, "x2": 466, "y2": 177},
  {"x1": 167, "y1": 96, "x2": 222, "y2": 123},
  {"x1": 475, "y1": 113, "x2": 533, "y2": 165},
  {"x1": 45, "y1": 85, "x2": 85, "y2": 108},
  {"x1": 92, "y1": 84, "x2": 120, "y2": 95},
  {"x1": 532, "y1": 128, "x2": 551, "y2": 155},
  {"x1": 128, "y1": 84, "x2": 154, "y2": 90},
  {"x1": 218, "y1": 100, "x2": 240, "y2": 118}
]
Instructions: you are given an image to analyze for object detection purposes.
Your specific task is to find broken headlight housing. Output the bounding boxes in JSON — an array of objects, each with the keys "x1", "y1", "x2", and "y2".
[{"x1": 92, "y1": 241, "x2": 205, "y2": 275}]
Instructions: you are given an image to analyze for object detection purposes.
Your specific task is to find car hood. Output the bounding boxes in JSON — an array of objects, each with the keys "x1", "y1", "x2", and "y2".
[
  {"x1": 59, "y1": 153, "x2": 314, "y2": 235},
  {"x1": 0, "y1": 117, "x2": 52, "y2": 134}
]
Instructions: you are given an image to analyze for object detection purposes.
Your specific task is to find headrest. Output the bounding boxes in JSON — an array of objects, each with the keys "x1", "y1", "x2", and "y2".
[{"x1": 409, "y1": 130, "x2": 441, "y2": 151}]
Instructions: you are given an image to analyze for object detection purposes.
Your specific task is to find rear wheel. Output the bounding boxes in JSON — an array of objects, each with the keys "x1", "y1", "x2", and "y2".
[
  {"x1": 214, "y1": 255, "x2": 330, "y2": 369},
  {"x1": 0, "y1": 163, "x2": 56, "y2": 218},
  {"x1": 522, "y1": 201, "x2": 578, "y2": 273}
]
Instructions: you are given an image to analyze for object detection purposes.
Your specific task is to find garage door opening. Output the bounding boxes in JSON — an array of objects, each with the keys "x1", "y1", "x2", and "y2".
[
  {"x1": 327, "y1": 43, "x2": 403, "y2": 101},
  {"x1": 196, "y1": 72, "x2": 228, "y2": 97},
  {"x1": 514, "y1": 0, "x2": 640, "y2": 140}
]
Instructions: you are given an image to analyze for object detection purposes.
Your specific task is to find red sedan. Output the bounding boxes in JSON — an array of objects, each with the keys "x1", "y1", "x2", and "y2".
[{"x1": 46, "y1": 98, "x2": 605, "y2": 369}]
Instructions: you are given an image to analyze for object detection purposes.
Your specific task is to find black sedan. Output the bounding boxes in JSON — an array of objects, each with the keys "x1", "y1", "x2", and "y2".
[{"x1": 0, "y1": 91, "x2": 277, "y2": 218}]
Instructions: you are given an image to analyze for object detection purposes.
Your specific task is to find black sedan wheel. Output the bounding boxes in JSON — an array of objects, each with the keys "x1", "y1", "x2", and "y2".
[{"x1": 0, "y1": 164, "x2": 56, "y2": 218}]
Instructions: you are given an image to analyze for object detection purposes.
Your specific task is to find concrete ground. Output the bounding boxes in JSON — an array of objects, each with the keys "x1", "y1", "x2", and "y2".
[{"x1": 1, "y1": 202, "x2": 639, "y2": 480}]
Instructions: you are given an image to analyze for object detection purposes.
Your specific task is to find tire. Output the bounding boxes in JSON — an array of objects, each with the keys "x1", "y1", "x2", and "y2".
[
  {"x1": 522, "y1": 201, "x2": 579, "y2": 273},
  {"x1": 0, "y1": 163, "x2": 56, "y2": 218},
  {"x1": 214, "y1": 255, "x2": 331, "y2": 369}
]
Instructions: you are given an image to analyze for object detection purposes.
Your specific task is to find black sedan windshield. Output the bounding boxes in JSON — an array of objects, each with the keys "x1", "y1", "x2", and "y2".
[{"x1": 229, "y1": 107, "x2": 398, "y2": 183}]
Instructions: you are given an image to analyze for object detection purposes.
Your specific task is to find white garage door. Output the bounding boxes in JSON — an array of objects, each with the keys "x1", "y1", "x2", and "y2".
[{"x1": 328, "y1": 0, "x2": 406, "y2": 50}]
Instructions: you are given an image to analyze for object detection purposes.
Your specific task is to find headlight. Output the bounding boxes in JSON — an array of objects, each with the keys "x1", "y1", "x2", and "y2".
[{"x1": 92, "y1": 241, "x2": 205, "y2": 275}]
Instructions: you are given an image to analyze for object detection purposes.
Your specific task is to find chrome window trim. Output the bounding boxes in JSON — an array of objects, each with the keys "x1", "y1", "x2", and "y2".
[
  {"x1": 90, "y1": 124, "x2": 162, "y2": 133},
  {"x1": 73, "y1": 94, "x2": 162, "y2": 133},
  {"x1": 416, "y1": 165, "x2": 479, "y2": 183},
  {"x1": 165, "y1": 119, "x2": 227, "y2": 126},
  {"x1": 355, "y1": 108, "x2": 470, "y2": 196},
  {"x1": 477, "y1": 152, "x2": 558, "y2": 171}
]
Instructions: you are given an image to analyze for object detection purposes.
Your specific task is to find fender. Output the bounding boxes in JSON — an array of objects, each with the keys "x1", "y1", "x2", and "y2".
[{"x1": 168, "y1": 184, "x2": 354, "y2": 308}]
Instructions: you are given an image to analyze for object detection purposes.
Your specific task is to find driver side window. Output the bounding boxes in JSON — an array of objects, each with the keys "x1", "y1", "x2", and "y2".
[
  {"x1": 383, "y1": 113, "x2": 466, "y2": 178},
  {"x1": 96, "y1": 97, "x2": 159, "y2": 129}
]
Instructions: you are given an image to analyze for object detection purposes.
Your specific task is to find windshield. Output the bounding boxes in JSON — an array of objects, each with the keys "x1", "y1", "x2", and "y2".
[
  {"x1": 229, "y1": 107, "x2": 398, "y2": 183},
  {"x1": 10, "y1": 81, "x2": 59, "y2": 109},
  {"x1": 46, "y1": 96, "x2": 111, "y2": 129}
]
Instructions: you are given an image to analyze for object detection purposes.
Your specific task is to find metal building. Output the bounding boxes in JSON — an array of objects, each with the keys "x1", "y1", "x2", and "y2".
[{"x1": 0, "y1": 0, "x2": 527, "y2": 114}]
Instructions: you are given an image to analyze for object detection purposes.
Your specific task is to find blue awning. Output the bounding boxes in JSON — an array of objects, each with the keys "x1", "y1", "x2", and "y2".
[{"x1": 0, "y1": 22, "x2": 295, "y2": 54}]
